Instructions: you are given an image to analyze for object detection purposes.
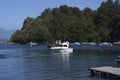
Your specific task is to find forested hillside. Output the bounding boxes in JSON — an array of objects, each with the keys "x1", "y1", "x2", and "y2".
[{"x1": 10, "y1": 0, "x2": 120, "y2": 44}]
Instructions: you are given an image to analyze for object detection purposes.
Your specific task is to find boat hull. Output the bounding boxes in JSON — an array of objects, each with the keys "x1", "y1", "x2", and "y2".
[{"x1": 51, "y1": 47, "x2": 73, "y2": 53}]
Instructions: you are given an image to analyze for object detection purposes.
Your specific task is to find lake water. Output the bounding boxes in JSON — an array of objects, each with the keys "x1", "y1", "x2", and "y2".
[{"x1": 0, "y1": 44, "x2": 120, "y2": 80}]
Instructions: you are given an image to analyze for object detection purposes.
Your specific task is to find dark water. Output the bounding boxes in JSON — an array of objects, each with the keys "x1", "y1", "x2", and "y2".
[{"x1": 0, "y1": 44, "x2": 120, "y2": 80}]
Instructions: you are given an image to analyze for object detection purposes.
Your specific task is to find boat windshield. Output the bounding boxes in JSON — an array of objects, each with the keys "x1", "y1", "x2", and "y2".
[
  {"x1": 63, "y1": 45, "x2": 67, "y2": 47},
  {"x1": 56, "y1": 44, "x2": 68, "y2": 47}
]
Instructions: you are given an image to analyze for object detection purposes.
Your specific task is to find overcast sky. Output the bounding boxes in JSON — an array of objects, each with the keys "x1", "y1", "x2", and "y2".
[{"x1": 0, "y1": 0, "x2": 107, "y2": 30}]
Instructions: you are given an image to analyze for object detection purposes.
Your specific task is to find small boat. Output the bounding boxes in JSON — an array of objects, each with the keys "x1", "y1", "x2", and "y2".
[
  {"x1": 49, "y1": 40, "x2": 73, "y2": 52},
  {"x1": 28, "y1": 42, "x2": 37, "y2": 46},
  {"x1": 99, "y1": 42, "x2": 113, "y2": 46},
  {"x1": 73, "y1": 42, "x2": 80, "y2": 45}
]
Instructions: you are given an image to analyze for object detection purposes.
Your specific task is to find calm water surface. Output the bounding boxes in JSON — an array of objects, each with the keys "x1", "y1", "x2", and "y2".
[{"x1": 0, "y1": 44, "x2": 120, "y2": 80}]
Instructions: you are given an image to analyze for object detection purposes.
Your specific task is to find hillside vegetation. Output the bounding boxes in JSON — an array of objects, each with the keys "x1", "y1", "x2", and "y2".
[{"x1": 10, "y1": 0, "x2": 120, "y2": 44}]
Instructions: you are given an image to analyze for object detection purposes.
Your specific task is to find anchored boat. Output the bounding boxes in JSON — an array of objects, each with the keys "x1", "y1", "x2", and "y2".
[{"x1": 49, "y1": 40, "x2": 73, "y2": 52}]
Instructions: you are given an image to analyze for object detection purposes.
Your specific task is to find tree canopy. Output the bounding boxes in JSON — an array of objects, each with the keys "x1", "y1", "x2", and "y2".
[{"x1": 10, "y1": 0, "x2": 120, "y2": 44}]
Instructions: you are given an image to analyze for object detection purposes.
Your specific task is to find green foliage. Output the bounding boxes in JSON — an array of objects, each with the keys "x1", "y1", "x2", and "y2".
[
  {"x1": 95, "y1": 0, "x2": 120, "y2": 42},
  {"x1": 10, "y1": 0, "x2": 120, "y2": 44}
]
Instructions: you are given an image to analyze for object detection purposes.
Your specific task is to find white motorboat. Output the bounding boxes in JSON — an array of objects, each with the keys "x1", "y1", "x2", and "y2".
[
  {"x1": 99, "y1": 42, "x2": 113, "y2": 46},
  {"x1": 50, "y1": 40, "x2": 73, "y2": 52}
]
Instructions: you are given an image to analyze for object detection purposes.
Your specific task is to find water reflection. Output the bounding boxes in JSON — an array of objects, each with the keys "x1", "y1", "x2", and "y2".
[
  {"x1": 61, "y1": 51, "x2": 72, "y2": 73},
  {"x1": 62, "y1": 52, "x2": 70, "y2": 61},
  {"x1": 51, "y1": 49, "x2": 73, "y2": 72},
  {"x1": 0, "y1": 44, "x2": 119, "y2": 80},
  {"x1": 51, "y1": 49, "x2": 73, "y2": 61}
]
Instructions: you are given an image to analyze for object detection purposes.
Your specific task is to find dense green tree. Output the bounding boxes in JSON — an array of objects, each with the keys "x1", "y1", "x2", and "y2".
[
  {"x1": 22, "y1": 17, "x2": 35, "y2": 30},
  {"x1": 10, "y1": 0, "x2": 120, "y2": 44},
  {"x1": 95, "y1": 0, "x2": 120, "y2": 42}
]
